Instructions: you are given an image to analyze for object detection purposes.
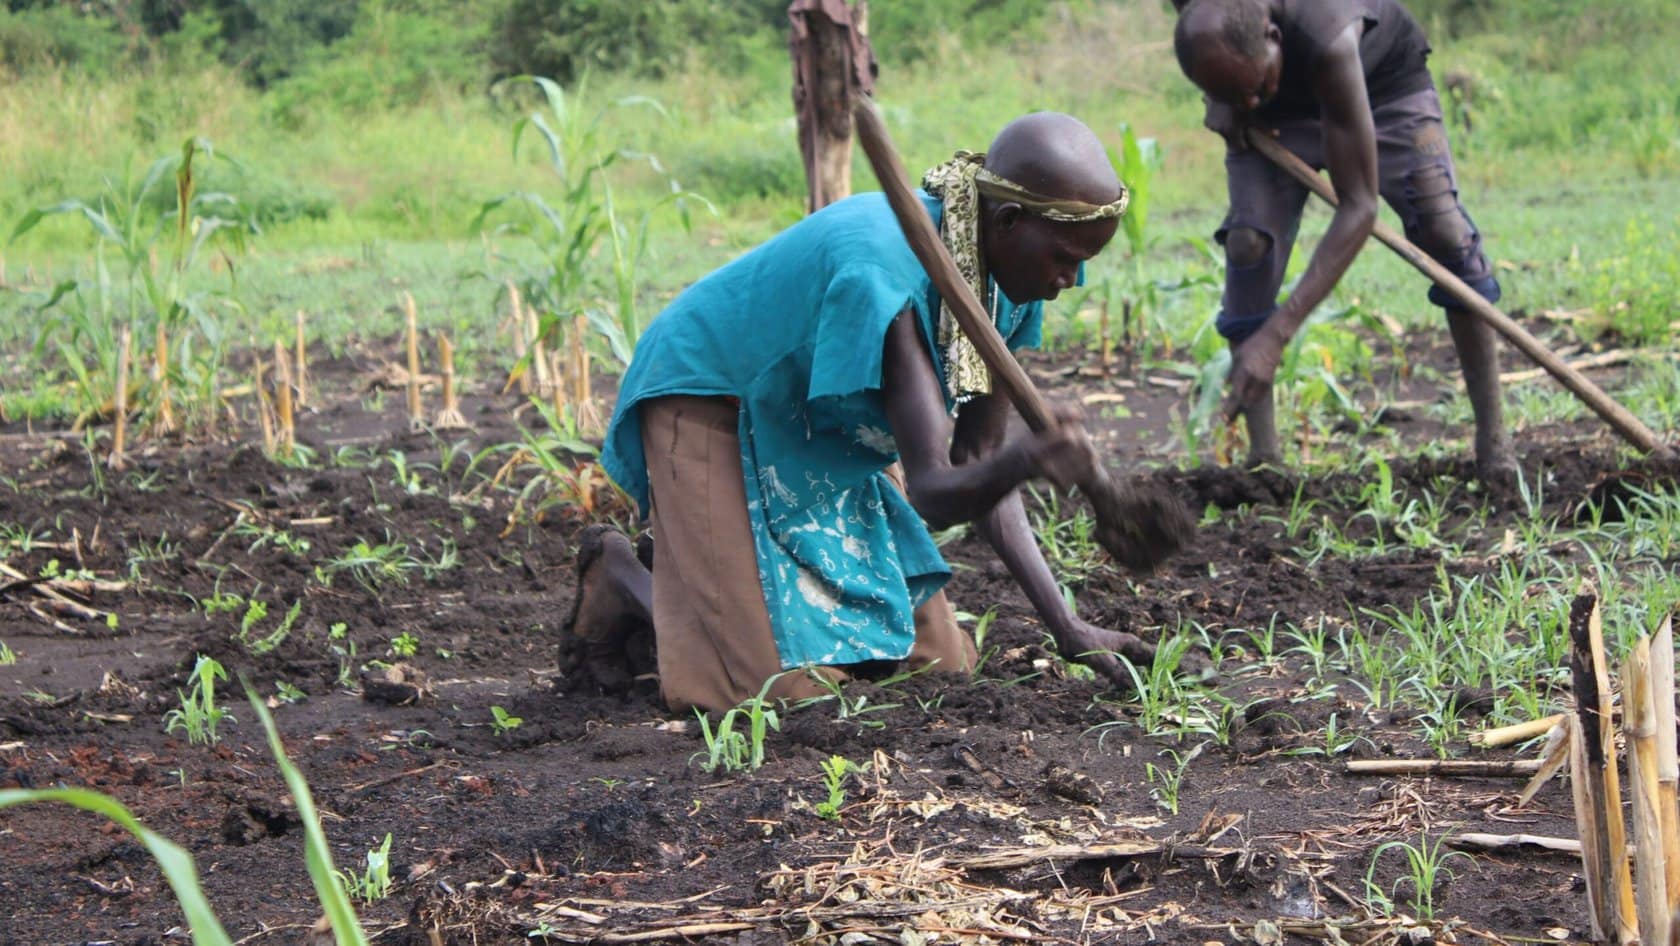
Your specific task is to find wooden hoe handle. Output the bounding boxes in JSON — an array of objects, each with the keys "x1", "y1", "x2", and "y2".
[
  {"x1": 1245, "y1": 128, "x2": 1672, "y2": 458},
  {"x1": 851, "y1": 99, "x2": 1058, "y2": 433}
]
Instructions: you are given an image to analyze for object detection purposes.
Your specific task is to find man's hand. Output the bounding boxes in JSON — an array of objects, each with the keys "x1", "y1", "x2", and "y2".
[
  {"x1": 1018, "y1": 402, "x2": 1099, "y2": 491},
  {"x1": 1221, "y1": 328, "x2": 1286, "y2": 420}
]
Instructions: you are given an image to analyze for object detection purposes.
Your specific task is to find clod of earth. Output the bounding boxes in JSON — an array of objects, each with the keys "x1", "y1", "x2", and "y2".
[{"x1": 1088, "y1": 474, "x2": 1197, "y2": 573}]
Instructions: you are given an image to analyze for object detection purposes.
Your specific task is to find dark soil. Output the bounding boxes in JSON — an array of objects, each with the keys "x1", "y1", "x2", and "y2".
[{"x1": 0, "y1": 330, "x2": 1667, "y2": 945}]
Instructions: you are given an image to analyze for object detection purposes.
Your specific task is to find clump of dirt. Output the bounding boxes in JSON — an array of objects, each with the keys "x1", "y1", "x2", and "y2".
[{"x1": 1092, "y1": 473, "x2": 1199, "y2": 573}]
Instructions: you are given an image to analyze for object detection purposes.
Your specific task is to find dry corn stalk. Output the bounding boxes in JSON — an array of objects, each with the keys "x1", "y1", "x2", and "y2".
[
  {"x1": 254, "y1": 358, "x2": 276, "y2": 454},
  {"x1": 434, "y1": 334, "x2": 470, "y2": 430},
  {"x1": 273, "y1": 341, "x2": 295, "y2": 457},
  {"x1": 1623, "y1": 635, "x2": 1669, "y2": 946},
  {"x1": 1470, "y1": 714, "x2": 1566, "y2": 749},
  {"x1": 528, "y1": 300, "x2": 555, "y2": 400},
  {"x1": 294, "y1": 310, "x2": 310, "y2": 410},
  {"x1": 505, "y1": 282, "x2": 532, "y2": 396},
  {"x1": 1567, "y1": 591, "x2": 1637, "y2": 945},
  {"x1": 109, "y1": 324, "x2": 132, "y2": 471},
  {"x1": 404, "y1": 292, "x2": 424, "y2": 431},
  {"x1": 151, "y1": 320, "x2": 175, "y2": 434},
  {"x1": 570, "y1": 314, "x2": 601, "y2": 435},
  {"x1": 1652, "y1": 616, "x2": 1680, "y2": 921}
]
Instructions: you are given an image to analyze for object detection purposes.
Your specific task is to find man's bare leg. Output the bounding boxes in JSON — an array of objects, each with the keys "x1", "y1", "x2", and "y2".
[
  {"x1": 1445, "y1": 307, "x2": 1516, "y2": 484},
  {"x1": 562, "y1": 525, "x2": 652, "y2": 691}
]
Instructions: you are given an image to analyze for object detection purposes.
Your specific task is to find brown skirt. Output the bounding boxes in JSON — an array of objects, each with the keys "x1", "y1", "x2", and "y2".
[{"x1": 639, "y1": 395, "x2": 976, "y2": 714}]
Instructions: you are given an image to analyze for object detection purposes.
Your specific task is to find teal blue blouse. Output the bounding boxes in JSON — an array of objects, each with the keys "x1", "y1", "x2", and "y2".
[{"x1": 602, "y1": 192, "x2": 1043, "y2": 670}]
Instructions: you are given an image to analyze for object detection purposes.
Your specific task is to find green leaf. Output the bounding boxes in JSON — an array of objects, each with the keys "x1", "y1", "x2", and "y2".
[
  {"x1": 0, "y1": 788, "x2": 234, "y2": 946},
  {"x1": 247, "y1": 689, "x2": 369, "y2": 946}
]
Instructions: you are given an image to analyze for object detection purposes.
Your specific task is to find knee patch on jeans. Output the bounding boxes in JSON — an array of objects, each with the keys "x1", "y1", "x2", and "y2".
[
  {"x1": 1224, "y1": 226, "x2": 1272, "y2": 269},
  {"x1": 1404, "y1": 164, "x2": 1475, "y2": 263}
]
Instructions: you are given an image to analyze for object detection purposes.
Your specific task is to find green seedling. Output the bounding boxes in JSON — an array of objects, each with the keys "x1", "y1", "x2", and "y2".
[
  {"x1": 274, "y1": 680, "x2": 308, "y2": 704},
  {"x1": 390, "y1": 632, "x2": 419, "y2": 658},
  {"x1": 490, "y1": 705, "x2": 523, "y2": 736},
  {"x1": 164, "y1": 654, "x2": 233, "y2": 745},
  {"x1": 692, "y1": 675, "x2": 782, "y2": 774},
  {"x1": 335, "y1": 833, "x2": 394, "y2": 905},
  {"x1": 0, "y1": 641, "x2": 15, "y2": 665},
  {"x1": 1364, "y1": 833, "x2": 1470, "y2": 922},
  {"x1": 813, "y1": 755, "x2": 859, "y2": 821},
  {"x1": 1145, "y1": 743, "x2": 1203, "y2": 815},
  {"x1": 1, "y1": 684, "x2": 374, "y2": 946}
]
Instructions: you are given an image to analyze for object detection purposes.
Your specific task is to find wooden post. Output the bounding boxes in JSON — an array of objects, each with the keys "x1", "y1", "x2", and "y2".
[
  {"x1": 109, "y1": 325, "x2": 132, "y2": 471},
  {"x1": 1568, "y1": 591, "x2": 1638, "y2": 945},
  {"x1": 403, "y1": 293, "x2": 424, "y2": 431},
  {"x1": 790, "y1": 0, "x2": 875, "y2": 213}
]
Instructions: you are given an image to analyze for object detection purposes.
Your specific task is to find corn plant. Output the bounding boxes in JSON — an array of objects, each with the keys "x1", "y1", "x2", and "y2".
[
  {"x1": 472, "y1": 76, "x2": 709, "y2": 374},
  {"x1": 691, "y1": 675, "x2": 781, "y2": 774},
  {"x1": 335, "y1": 833, "x2": 394, "y2": 905},
  {"x1": 9, "y1": 137, "x2": 255, "y2": 431},
  {"x1": 0, "y1": 689, "x2": 369, "y2": 946},
  {"x1": 164, "y1": 654, "x2": 233, "y2": 745},
  {"x1": 1364, "y1": 833, "x2": 1471, "y2": 922},
  {"x1": 0, "y1": 641, "x2": 16, "y2": 665},
  {"x1": 1145, "y1": 743, "x2": 1203, "y2": 815}
]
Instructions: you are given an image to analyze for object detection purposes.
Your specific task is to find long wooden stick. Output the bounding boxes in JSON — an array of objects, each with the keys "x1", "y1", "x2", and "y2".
[
  {"x1": 1343, "y1": 759, "x2": 1542, "y2": 777},
  {"x1": 853, "y1": 100, "x2": 1054, "y2": 431},
  {"x1": 1449, "y1": 832, "x2": 1583, "y2": 855},
  {"x1": 1245, "y1": 130, "x2": 1672, "y2": 459}
]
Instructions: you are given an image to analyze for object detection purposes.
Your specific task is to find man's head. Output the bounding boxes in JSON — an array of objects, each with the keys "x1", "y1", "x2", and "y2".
[
  {"x1": 1173, "y1": 0, "x2": 1283, "y2": 112},
  {"x1": 979, "y1": 112, "x2": 1124, "y2": 303}
]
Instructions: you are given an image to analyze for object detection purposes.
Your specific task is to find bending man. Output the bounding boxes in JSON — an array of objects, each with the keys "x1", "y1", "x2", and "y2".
[
  {"x1": 1173, "y1": 0, "x2": 1514, "y2": 482},
  {"x1": 567, "y1": 112, "x2": 1163, "y2": 714}
]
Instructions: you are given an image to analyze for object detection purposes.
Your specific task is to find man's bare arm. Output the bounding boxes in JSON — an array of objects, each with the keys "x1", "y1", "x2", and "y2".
[
  {"x1": 1264, "y1": 23, "x2": 1379, "y2": 341},
  {"x1": 1222, "y1": 22, "x2": 1378, "y2": 414}
]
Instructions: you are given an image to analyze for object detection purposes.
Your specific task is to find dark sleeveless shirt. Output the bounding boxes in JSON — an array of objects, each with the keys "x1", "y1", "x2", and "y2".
[{"x1": 1255, "y1": 0, "x2": 1434, "y2": 121}]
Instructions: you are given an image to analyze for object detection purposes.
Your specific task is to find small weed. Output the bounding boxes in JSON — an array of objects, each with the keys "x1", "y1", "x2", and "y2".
[
  {"x1": 489, "y1": 705, "x2": 523, "y2": 737},
  {"x1": 274, "y1": 680, "x2": 308, "y2": 704},
  {"x1": 163, "y1": 655, "x2": 233, "y2": 746},
  {"x1": 813, "y1": 755, "x2": 859, "y2": 821},
  {"x1": 390, "y1": 632, "x2": 419, "y2": 658},
  {"x1": 0, "y1": 641, "x2": 15, "y2": 665}
]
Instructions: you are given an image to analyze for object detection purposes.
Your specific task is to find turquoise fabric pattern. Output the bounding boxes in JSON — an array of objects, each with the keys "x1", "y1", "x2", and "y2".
[{"x1": 602, "y1": 191, "x2": 1044, "y2": 669}]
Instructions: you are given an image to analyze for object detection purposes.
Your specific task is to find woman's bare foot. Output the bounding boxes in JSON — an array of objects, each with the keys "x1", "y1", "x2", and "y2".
[{"x1": 561, "y1": 526, "x2": 648, "y2": 692}]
